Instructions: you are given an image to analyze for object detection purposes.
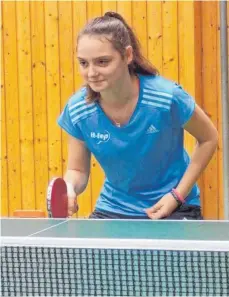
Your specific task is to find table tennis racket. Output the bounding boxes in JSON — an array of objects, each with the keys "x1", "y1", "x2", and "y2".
[{"x1": 47, "y1": 177, "x2": 68, "y2": 218}]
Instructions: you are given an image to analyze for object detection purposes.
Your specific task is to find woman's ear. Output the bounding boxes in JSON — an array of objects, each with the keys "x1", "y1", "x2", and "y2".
[{"x1": 125, "y1": 45, "x2": 134, "y2": 65}]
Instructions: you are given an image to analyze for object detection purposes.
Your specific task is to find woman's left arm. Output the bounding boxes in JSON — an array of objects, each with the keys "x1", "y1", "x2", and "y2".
[
  {"x1": 175, "y1": 104, "x2": 218, "y2": 198},
  {"x1": 145, "y1": 104, "x2": 218, "y2": 219}
]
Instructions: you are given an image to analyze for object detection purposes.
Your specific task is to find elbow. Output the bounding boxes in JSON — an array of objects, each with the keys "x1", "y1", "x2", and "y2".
[
  {"x1": 206, "y1": 128, "x2": 219, "y2": 154},
  {"x1": 212, "y1": 128, "x2": 219, "y2": 149},
  {"x1": 197, "y1": 127, "x2": 218, "y2": 152}
]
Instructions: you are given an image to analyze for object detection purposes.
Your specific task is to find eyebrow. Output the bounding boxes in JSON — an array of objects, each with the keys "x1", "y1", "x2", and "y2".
[{"x1": 77, "y1": 55, "x2": 112, "y2": 60}]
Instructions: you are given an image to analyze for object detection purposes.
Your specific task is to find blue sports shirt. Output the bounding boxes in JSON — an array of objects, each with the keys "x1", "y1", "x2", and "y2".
[{"x1": 58, "y1": 74, "x2": 200, "y2": 216}]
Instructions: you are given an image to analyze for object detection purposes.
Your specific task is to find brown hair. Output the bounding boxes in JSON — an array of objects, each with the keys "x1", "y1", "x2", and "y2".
[{"x1": 77, "y1": 11, "x2": 159, "y2": 102}]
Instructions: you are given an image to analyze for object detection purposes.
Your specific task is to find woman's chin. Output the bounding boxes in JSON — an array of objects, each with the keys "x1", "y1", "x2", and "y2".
[{"x1": 89, "y1": 82, "x2": 108, "y2": 92}]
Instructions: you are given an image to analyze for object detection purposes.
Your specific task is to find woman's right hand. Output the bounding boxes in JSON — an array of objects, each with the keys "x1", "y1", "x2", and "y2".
[
  {"x1": 66, "y1": 182, "x2": 79, "y2": 217},
  {"x1": 68, "y1": 197, "x2": 78, "y2": 217}
]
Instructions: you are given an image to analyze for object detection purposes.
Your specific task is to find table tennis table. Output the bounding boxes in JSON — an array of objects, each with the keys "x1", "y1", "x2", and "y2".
[{"x1": 1, "y1": 218, "x2": 229, "y2": 296}]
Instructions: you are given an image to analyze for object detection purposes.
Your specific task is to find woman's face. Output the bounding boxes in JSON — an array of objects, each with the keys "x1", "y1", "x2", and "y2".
[{"x1": 77, "y1": 35, "x2": 132, "y2": 92}]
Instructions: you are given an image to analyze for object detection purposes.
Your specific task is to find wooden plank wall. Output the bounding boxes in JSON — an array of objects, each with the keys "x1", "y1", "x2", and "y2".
[{"x1": 1, "y1": 1, "x2": 228, "y2": 219}]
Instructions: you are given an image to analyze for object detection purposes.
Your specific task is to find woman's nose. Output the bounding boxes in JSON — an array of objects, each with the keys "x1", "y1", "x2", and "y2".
[{"x1": 88, "y1": 65, "x2": 98, "y2": 78}]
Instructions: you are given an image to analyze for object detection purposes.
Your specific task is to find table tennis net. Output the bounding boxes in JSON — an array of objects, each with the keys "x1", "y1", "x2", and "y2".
[{"x1": 1, "y1": 242, "x2": 229, "y2": 297}]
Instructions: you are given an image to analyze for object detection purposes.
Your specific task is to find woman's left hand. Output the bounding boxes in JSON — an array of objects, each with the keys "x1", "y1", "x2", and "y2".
[{"x1": 145, "y1": 192, "x2": 179, "y2": 219}]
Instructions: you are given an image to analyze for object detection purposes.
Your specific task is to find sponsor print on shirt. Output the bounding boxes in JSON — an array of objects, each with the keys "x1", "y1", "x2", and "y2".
[{"x1": 90, "y1": 131, "x2": 110, "y2": 144}]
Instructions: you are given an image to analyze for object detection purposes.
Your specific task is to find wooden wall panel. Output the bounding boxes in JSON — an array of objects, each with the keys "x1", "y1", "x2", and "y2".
[
  {"x1": 102, "y1": 1, "x2": 116, "y2": 14},
  {"x1": 30, "y1": 1, "x2": 48, "y2": 213},
  {"x1": 44, "y1": 2, "x2": 62, "y2": 182},
  {"x1": 1, "y1": 1, "x2": 227, "y2": 219},
  {"x1": 58, "y1": 1, "x2": 74, "y2": 172},
  {"x1": 162, "y1": 1, "x2": 178, "y2": 81},
  {"x1": 87, "y1": 1, "x2": 102, "y2": 20},
  {"x1": 1, "y1": 7, "x2": 8, "y2": 216},
  {"x1": 217, "y1": 2, "x2": 223, "y2": 219},
  {"x1": 132, "y1": 2, "x2": 147, "y2": 58},
  {"x1": 2, "y1": 1, "x2": 22, "y2": 216},
  {"x1": 117, "y1": 1, "x2": 132, "y2": 26},
  {"x1": 147, "y1": 2, "x2": 163, "y2": 72},
  {"x1": 193, "y1": 2, "x2": 203, "y2": 108},
  {"x1": 16, "y1": 1, "x2": 36, "y2": 210},
  {"x1": 72, "y1": 1, "x2": 86, "y2": 90},
  {"x1": 178, "y1": 1, "x2": 195, "y2": 99}
]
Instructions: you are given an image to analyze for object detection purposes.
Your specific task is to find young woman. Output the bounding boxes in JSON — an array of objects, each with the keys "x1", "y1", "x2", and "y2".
[{"x1": 58, "y1": 12, "x2": 218, "y2": 220}]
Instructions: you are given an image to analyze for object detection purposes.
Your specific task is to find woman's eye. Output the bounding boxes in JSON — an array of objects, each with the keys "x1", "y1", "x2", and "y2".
[
  {"x1": 79, "y1": 61, "x2": 87, "y2": 67},
  {"x1": 98, "y1": 60, "x2": 109, "y2": 66}
]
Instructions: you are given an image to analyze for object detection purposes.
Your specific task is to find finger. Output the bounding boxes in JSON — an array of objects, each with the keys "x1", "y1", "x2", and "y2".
[
  {"x1": 147, "y1": 210, "x2": 160, "y2": 219},
  {"x1": 68, "y1": 199, "x2": 78, "y2": 216},
  {"x1": 68, "y1": 210, "x2": 73, "y2": 217},
  {"x1": 75, "y1": 204, "x2": 79, "y2": 212},
  {"x1": 68, "y1": 197, "x2": 76, "y2": 208},
  {"x1": 145, "y1": 204, "x2": 167, "y2": 220},
  {"x1": 145, "y1": 203, "x2": 161, "y2": 216},
  {"x1": 68, "y1": 206, "x2": 78, "y2": 216},
  {"x1": 150, "y1": 209, "x2": 168, "y2": 220}
]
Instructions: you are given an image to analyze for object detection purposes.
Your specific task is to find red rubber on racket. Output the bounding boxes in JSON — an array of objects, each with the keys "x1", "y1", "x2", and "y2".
[{"x1": 47, "y1": 177, "x2": 68, "y2": 218}]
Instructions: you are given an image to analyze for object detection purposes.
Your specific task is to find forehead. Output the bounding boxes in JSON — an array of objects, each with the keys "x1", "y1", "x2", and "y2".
[{"x1": 77, "y1": 35, "x2": 118, "y2": 59}]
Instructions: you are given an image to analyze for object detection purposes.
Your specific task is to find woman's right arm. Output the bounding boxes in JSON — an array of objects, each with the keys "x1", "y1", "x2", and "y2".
[{"x1": 64, "y1": 135, "x2": 91, "y2": 198}]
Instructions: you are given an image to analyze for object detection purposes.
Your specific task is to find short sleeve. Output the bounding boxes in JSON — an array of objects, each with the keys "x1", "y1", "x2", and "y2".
[
  {"x1": 172, "y1": 84, "x2": 196, "y2": 127},
  {"x1": 57, "y1": 103, "x2": 84, "y2": 141}
]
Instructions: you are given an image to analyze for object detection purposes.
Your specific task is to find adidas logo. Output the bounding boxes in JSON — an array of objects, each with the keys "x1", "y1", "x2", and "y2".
[{"x1": 146, "y1": 124, "x2": 159, "y2": 134}]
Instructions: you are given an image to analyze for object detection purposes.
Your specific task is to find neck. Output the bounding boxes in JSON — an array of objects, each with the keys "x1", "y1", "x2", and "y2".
[{"x1": 100, "y1": 75, "x2": 138, "y2": 108}]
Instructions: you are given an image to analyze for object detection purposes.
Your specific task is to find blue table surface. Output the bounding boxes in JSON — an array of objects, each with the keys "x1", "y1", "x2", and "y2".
[{"x1": 1, "y1": 218, "x2": 229, "y2": 241}]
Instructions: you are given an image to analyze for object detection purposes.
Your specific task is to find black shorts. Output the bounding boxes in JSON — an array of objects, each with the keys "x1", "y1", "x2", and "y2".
[{"x1": 89, "y1": 204, "x2": 203, "y2": 220}]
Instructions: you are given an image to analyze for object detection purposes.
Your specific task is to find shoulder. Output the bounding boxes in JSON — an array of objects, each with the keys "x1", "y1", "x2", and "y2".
[
  {"x1": 139, "y1": 74, "x2": 177, "y2": 111},
  {"x1": 140, "y1": 74, "x2": 177, "y2": 96},
  {"x1": 68, "y1": 87, "x2": 88, "y2": 108},
  {"x1": 67, "y1": 87, "x2": 98, "y2": 124}
]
